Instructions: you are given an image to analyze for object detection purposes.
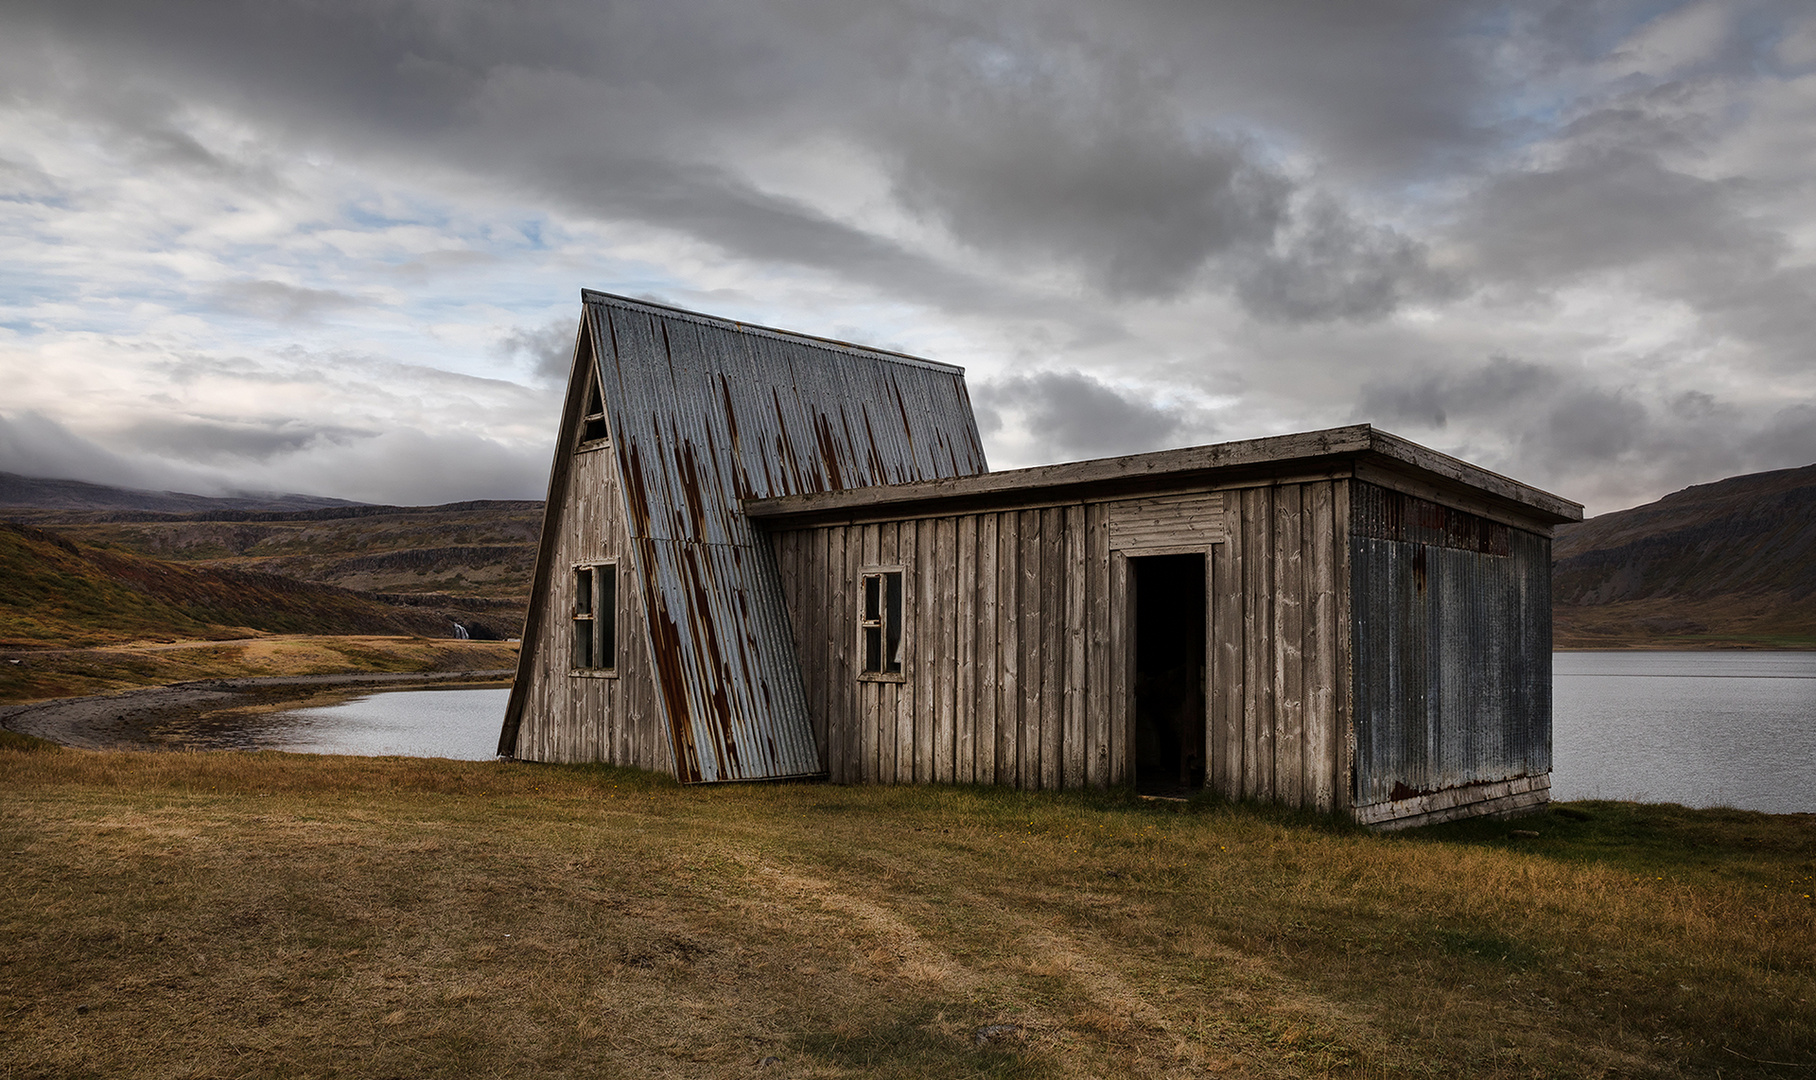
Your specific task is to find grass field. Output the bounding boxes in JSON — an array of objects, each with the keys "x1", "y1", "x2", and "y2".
[{"x1": 2, "y1": 739, "x2": 1810, "y2": 1079}]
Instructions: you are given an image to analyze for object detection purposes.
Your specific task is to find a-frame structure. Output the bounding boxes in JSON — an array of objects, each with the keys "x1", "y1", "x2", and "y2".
[{"x1": 499, "y1": 291, "x2": 988, "y2": 781}]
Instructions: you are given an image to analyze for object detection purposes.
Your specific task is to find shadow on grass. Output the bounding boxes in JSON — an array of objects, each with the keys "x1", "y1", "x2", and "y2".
[
  {"x1": 795, "y1": 1008, "x2": 1055, "y2": 1080},
  {"x1": 1404, "y1": 799, "x2": 1816, "y2": 882}
]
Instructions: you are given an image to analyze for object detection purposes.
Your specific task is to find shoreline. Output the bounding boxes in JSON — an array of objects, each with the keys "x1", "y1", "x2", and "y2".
[{"x1": 0, "y1": 670, "x2": 513, "y2": 752}]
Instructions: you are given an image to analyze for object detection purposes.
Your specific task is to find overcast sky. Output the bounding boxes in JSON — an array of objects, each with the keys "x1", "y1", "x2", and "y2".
[{"x1": 1, "y1": 0, "x2": 1812, "y2": 514}]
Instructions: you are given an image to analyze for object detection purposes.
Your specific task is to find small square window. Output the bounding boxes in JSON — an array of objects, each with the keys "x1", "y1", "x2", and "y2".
[
  {"x1": 859, "y1": 568, "x2": 904, "y2": 680},
  {"x1": 572, "y1": 563, "x2": 617, "y2": 673}
]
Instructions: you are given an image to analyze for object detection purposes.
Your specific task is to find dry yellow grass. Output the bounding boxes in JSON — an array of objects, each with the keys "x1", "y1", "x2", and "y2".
[{"x1": 2, "y1": 744, "x2": 1811, "y2": 1079}]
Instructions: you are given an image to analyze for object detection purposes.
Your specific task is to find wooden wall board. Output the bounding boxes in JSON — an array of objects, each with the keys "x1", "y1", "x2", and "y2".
[
  {"x1": 976, "y1": 512, "x2": 999, "y2": 786},
  {"x1": 1275, "y1": 483, "x2": 1305, "y2": 808}
]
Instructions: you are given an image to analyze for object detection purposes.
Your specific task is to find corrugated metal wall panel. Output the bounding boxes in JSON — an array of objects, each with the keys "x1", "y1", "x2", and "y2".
[
  {"x1": 586, "y1": 291, "x2": 986, "y2": 783},
  {"x1": 1350, "y1": 483, "x2": 1550, "y2": 807}
]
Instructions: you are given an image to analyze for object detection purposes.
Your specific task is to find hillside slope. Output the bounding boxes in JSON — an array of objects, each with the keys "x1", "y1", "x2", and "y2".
[
  {"x1": 4, "y1": 475, "x2": 542, "y2": 639},
  {"x1": 1553, "y1": 463, "x2": 1816, "y2": 647},
  {"x1": 0, "y1": 471, "x2": 361, "y2": 514},
  {"x1": 0, "y1": 522, "x2": 498, "y2": 648}
]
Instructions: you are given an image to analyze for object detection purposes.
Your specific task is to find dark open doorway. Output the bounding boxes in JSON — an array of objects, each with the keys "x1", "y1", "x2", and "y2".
[{"x1": 1132, "y1": 553, "x2": 1206, "y2": 797}]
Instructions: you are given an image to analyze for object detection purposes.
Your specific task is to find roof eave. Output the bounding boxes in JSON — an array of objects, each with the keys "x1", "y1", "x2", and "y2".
[{"x1": 742, "y1": 424, "x2": 1584, "y2": 526}]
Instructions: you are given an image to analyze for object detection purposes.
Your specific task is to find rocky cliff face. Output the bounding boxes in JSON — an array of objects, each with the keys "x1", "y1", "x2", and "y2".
[{"x1": 1553, "y1": 464, "x2": 1816, "y2": 648}]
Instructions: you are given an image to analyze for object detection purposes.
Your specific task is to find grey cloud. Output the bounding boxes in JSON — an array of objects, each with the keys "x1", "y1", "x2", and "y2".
[
  {"x1": 976, "y1": 370, "x2": 1198, "y2": 462},
  {"x1": 210, "y1": 280, "x2": 365, "y2": 323},
  {"x1": 1461, "y1": 148, "x2": 1774, "y2": 282},
  {"x1": 255, "y1": 427, "x2": 550, "y2": 505},
  {"x1": 0, "y1": 0, "x2": 1481, "y2": 324},
  {"x1": 0, "y1": 410, "x2": 216, "y2": 492},
  {"x1": 1355, "y1": 356, "x2": 1816, "y2": 512},
  {"x1": 117, "y1": 417, "x2": 373, "y2": 465},
  {"x1": 885, "y1": 92, "x2": 1288, "y2": 299},
  {"x1": 496, "y1": 319, "x2": 577, "y2": 382},
  {"x1": 1230, "y1": 197, "x2": 1460, "y2": 322}
]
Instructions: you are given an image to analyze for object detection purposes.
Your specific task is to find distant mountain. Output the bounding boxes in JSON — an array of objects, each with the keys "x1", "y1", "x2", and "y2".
[
  {"x1": 1553, "y1": 463, "x2": 1816, "y2": 648},
  {"x1": 0, "y1": 471, "x2": 363, "y2": 515}
]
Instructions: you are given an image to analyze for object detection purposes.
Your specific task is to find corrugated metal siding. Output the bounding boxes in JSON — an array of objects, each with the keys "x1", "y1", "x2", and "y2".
[
  {"x1": 1350, "y1": 483, "x2": 1551, "y2": 807},
  {"x1": 587, "y1": 292, "x2": 987, "y2": 782}
]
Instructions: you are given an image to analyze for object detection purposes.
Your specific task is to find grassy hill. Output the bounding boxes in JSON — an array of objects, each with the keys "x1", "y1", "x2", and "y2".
[
  {"x1": 1554, "y1": 464, "x2": 1816, "y2": 648},
  {"x1": 10, "y1": 500, "x2": 541, "y2": 638},
  {"x1": 0, "y1": 521, "x2": 501, "y2": 648},
  {"x1": 2, "y1": 744, "x2": 1811, "y2": 1079}
]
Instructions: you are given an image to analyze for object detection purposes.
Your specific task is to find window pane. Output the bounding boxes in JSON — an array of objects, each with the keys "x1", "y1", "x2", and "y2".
[
  {"x1": 573, "y1": 618, "x2": 594, "y2": 670},
  {"x1": 885, "y1": 571, "x2": 903, "y2": 673},
  {"x1": 598, "y1": 564, "x2": 617, "y2": 669},
  {"x1": 863, "y1": 574, "x2": 881, "y2": 622},
  {"x1": 574, "y1": 567, "x2": 592, "y2": 615},
  {"x1": 864, "y1": 625, "x2": 882, "y2": 673}
]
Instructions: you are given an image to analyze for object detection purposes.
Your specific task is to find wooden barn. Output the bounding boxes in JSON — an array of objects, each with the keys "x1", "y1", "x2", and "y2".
[{"x1": 501, "y1": 291, "x2": 1584, "y2": 828}]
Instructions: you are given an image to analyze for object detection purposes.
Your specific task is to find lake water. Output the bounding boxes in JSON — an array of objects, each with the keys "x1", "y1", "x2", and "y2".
[
  {"x1": 1553, "y1": 651, "x2": 1815, "y2": 814},
  {"x1": 252, "y1": 652, "x2": 1815, "y2": 813},
  {"x1": 263, "y1": 687, "x2": 510, "y2": 761}
]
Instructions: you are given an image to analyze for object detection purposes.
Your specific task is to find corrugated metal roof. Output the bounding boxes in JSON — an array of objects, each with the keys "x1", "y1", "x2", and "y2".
[{"x1": 586, "y1": 291, "x2": 987, "y2": 782}]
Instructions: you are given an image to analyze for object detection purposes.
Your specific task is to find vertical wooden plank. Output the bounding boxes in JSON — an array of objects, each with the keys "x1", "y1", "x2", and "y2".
[
  {"x1": 955, "y1": 513, "x2": 978, "y2": 784},
  {"x1": 1084, "y1": 503, "x2": 1110, "y2": 786},
  {"x1": 1040, "y1": 507, "x2": 1064, "y2": 790},
  {"x1": 1019, "y1": 509, "x2": 1043, "y2": 789},
  {"x1": 934, "y1": 516, "x2": 957, "y2": 783},
  {"x1": 1276, "y1": 484, "x2": 1306, "y2": 809},
  {"x1": 997, "y1": 512, "x2": 1020, "y2": 786},
  {"x1": 976, "y1": 513, "x2": 999, "y2": 787},
  {"x1": 796, "y1": 529, "x2": 816, "y2": 773},
  {"x1": 1063, "y1": 503, "x2": 1087, "y2": 788},
  {"x1": 888, "y1": 521, "x2": 907, "y2": 783},
  {"x1": 1307, "y1": 481, "x2": 1338, "y2": 813},
  {"x1": 854, "y1": 523, "x2": 879, "y2": 784},
  {"x1": 1108, "y1": 550, "x2": 1130, "y2": 786},
  {"x1": 1243, "y1": 486, "x2": 1275, "y2": 801},
  {"x1": 838, "y1": 530, "x2": 860, "y2": 780},
  {"x1": 915, "y1": 519, "x2": 929, "y2": 780},
  {"x1": 914, "y1": 518, "x2": 937, "y2": 782},
  {"x1": 1333, "y1": 479, "x2": 1355, "y2": 815},
  {"x1": 1213, "y1": 497, "x2": 1242, "y2": 800}
]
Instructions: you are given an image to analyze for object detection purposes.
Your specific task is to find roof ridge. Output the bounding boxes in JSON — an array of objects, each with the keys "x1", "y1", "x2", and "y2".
[{"x1": 580, "y1": 289, "x2": 966, "y2": 375}]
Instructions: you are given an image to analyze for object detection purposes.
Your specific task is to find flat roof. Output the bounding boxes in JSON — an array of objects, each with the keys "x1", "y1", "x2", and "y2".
[{"x1": 743, "y1": 424, "x2": 1584, "y2": 525}]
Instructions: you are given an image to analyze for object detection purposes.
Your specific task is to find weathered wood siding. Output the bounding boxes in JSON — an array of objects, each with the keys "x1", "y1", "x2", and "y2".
[
  {"x1": 767, "y1": 479, "x2": 1351, "y2": 809},
  {"x1": 1348, "y1": 481, "x2": 1551, "y2": 819},
  {"x1": 511, "y1": 446, "x2": 671, "y2": 771}
]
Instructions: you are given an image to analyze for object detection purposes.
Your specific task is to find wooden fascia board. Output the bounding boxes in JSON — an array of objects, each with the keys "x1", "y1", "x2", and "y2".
[
  {"x1": 744, "y1": 425, "x2": 1373, "y2": 522},
  {"x1": 498, "y1": 315, "x2": 595, "y2": 757},
  {"x1": 1357, "y1": 429, "x2": 1583, "y2": 524},
  {"x1": 745, "y1": 463, "x2": 1361, "y2": 531},
  {"x1": 744, "y1": 424, "x2": 1583, "y2": 530}
]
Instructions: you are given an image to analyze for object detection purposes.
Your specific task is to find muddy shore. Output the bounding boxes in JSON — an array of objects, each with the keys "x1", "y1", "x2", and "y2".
[{"x1": 0, "y1": 670, "x2": 513, "y2": 751}]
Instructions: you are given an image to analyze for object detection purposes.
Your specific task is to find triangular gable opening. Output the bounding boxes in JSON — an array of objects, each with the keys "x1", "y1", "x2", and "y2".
[{"x1": 579, "y1": 371, "x2": 609, "y2": 446}]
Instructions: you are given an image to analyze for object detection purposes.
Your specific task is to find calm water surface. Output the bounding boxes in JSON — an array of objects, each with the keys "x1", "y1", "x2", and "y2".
[
  {"x1": 253, "y1": 653, "x2": 1815, "y2": 812},
  {"x1": 1553, "y1": 651, "x2": 1816, "y2": 813},
  {"x1": 265, "y1": 687, "x2": 509, "y2": 760}
]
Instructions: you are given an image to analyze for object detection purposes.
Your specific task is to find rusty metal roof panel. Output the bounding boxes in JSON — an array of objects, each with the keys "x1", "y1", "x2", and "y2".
[{"x1": 583, "y1": 290, "x2": 985, "y2": 782}]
